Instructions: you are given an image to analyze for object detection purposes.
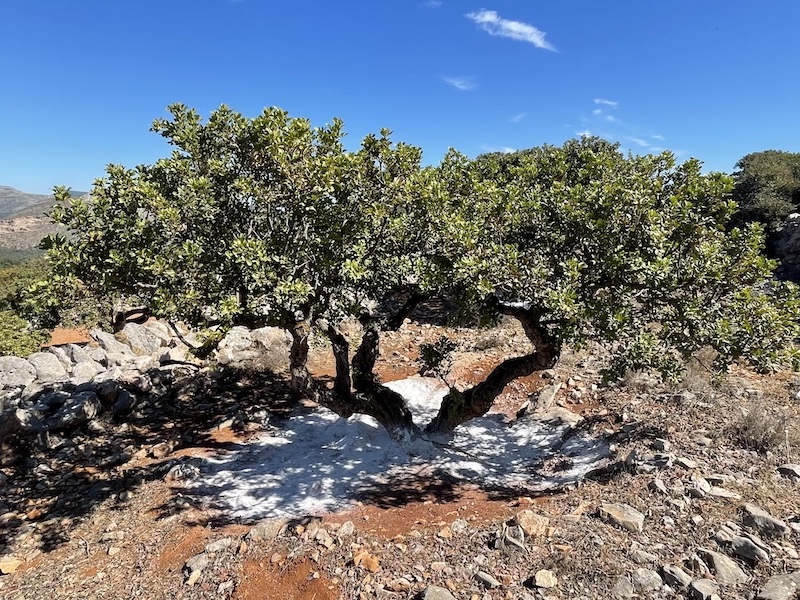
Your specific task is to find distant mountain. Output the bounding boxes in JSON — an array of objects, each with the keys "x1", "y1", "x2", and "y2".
[
  {"x1": 0, "y1": 186, "x2": 87, "y2": 220},
  {"x1": 0, "y1": 186, "x2": 86, "y2": 263}
]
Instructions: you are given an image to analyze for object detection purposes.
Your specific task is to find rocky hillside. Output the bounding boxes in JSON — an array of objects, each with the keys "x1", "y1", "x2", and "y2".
[
  {"x1": 0, "y1": 186, "x2": 85, "y2": 260},
  {"x1": 0, "y1": 316, "x2": 798, "y2": 599}
]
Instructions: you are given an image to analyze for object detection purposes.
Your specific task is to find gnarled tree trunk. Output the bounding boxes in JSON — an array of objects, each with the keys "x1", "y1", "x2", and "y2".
[{"x1": 425, "y1": 307, "x2": 560, "y2": 436}]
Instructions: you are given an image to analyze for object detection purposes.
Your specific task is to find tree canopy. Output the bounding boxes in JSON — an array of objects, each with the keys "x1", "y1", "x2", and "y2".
[
  {"x1": 37, "y1": 105, "x2": 800, "y2": 443},
  {"x1": 732, "y1": 150, "x2": 800, "y2": 230}
]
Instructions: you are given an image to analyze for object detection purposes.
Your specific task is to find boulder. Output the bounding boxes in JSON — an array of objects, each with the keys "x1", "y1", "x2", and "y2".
[
  {"x1": 757, "y1": 571, "x2": 800, "y2": 600},
  {"x1": 120, "y1": 322, "x2": 165, "y2": 356},
  {"x1": 0, "y1": 356, "x2": 36, "y2": 389},
  {"x1": 26, "y1": 352, "x2": 67, "y2": 383},
  {"x1": 71, "y1": 360, "x2": 104, "y2": 384},
  {"x1": 91, "y1": 330, "x2": 134, "y2": 356}
]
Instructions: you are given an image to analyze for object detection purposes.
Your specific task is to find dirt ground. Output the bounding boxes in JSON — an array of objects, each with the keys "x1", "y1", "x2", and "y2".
[{"x1": 1, "y1": 314, "x2": 799, "y2": 599}]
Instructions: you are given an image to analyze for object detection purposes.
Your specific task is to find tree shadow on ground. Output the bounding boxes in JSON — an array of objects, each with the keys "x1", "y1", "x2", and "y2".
[
  {"x1": 164, "y1": 377, "x2": 614, "y2": 526},
  {"x1": 0, "y1": 366, "x2": 298, "y2": 553}
]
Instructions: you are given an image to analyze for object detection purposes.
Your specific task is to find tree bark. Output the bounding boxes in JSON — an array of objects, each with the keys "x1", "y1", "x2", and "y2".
[
  {"x1": 425, "y1": 308, "x2": 560, "y2": 436},
  {"x1": 289, "y1": 320, "x2": 313, "y2": 395}
]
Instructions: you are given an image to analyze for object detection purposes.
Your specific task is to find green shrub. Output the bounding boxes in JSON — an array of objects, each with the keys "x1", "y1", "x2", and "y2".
[{"x1": 0, "y1": 310, "x2": 48, "y2": 357}]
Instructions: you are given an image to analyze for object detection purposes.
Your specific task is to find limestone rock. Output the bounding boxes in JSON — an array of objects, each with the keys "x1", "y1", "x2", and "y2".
[
  {"x1": 26, "y1": 352, "x2": 67, "y2": 383},
  {"x1": 743, "y1": 503, "x2": 791, "y2": 538},
  {"x1": 0, "y1": 556, "x2": 23, "y2": 574},
  {"x1": 514, "y1": 510, "x2": 549, "y2": 538},
  {"x1": 730, "y1": 534, "x2": 770, "y2": 562},
  {"x1": 598, "y1": 503, "x2": 645, "y2": 533},
  {"x1": 611, "y1": 575, "x2": 635, "y2": 598},
  {"x1": 689, "y1": 578, "x2": 720, "y2": 600},
  {"x1": 662, "y1": 564, "x2": 692, "y2": 590},
  {"x1": 0, "y1": 357, "x2": 36, "y2": 389},
  {"x1": 91, "y1": 330, "x2": 134, "y2": 356},
  {"x1": 71, "y1": 360, "x2": 104, "y2": 384},
  {"x1": 631, "y1": 568, "x2": 662, "y2": 592},
  {"x1": 476, "y1": 571, "x2": 501, "y2": 588},
  {"x1": 697, "y1": 548, "x2": 748, "y2": 586},
  {"x1": 777, "y1": 464, "x2": 800, "y2": 481},
  {"x1": 419, "y1": 586, "x2": 456, "y2": 600},
  {"x1": 120, "y1": 323, "x2": 164, "y2": 356},
  {"x1": 247, "y1": 520, "x2": 286, "y2": 541},
  {"x1": 757, "y1": 571, "x2": 800, "y2": 600},
  {"x1": 46, "y1": 391, "x2": 100, "y2": 431},
  {"x1": 205, "y1": 537, "x2": 235, "y2": 553},
  {"x1": 534, "y1": 569, "x2": 558, "y2": 588}
]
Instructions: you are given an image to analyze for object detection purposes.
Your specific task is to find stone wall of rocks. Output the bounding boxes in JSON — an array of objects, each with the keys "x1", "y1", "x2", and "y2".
[{"x1": 0, "y1": 321, "x2": 290, "y2": 441}]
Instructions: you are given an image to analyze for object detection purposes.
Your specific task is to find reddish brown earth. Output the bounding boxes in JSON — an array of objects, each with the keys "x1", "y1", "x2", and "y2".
[{"x1": 2, "y1": 315, "x2": 799, "y2": 599}]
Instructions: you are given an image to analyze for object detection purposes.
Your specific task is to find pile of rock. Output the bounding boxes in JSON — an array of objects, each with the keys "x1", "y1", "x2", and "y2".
[{"x1": 0, "y1": 321, "x2": 290, "y2": 441}]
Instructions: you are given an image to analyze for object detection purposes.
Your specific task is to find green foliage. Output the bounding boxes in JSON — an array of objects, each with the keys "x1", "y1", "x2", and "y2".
[
  {"x1": 0, "y1": 310, "x2": 47, "y2": 356},
  {"x1": 0, "y1": 259, "x2": 50, "y2": 356},
  {"x1": 40, "y1": 106, "x2": 800, "y2": 383},
  {"x1": 460, "y1": 139, "x2": 800, "y2": 379},
  {"x1": 419, "y1": 336, "x2": 459, "y2": 383},
  {"x1": 732, "y1": 150, "x2": 800, "y2": 230},
  {"x1": 44, "y1": 104, "x2": 423, "y2": 330}
]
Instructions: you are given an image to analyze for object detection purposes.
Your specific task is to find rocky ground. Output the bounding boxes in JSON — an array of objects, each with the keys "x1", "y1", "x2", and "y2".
[{"x1": 0, "y1": 312, "x2": 799, "y2": 600}]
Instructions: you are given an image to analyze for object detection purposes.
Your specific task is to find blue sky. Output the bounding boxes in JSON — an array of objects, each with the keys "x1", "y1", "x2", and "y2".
[{"x1": 1, "y1": 0, "x2": 799, "y2": 194}]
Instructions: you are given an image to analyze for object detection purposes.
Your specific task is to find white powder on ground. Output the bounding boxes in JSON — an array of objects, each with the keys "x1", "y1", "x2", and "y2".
[{"x1": 186, "y1": 376, "x2": 610, "y2": 520}]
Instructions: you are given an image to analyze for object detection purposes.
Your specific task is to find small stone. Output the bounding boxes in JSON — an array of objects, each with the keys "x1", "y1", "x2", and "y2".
[
  {"x1": 611, "y1": 575, "x2": 635, "y2": 598},
  {"x1": 186, "y1": 570, "x2": 201, "y2": 586},
  {"x1": 598, "y1": 503, "x2": 645, "y2": 533},
  {"x1": 420, "y1": 585, "x2": 456, "y2": 600},
  {"x1": 149, "y1": 442, "x2": 172, "y2": 459},
  {"x1": 630, "y1": 548, "x2": 658, "y2": 564},
  {"x1": 205, "y1": 537, "x2": 235, "y2": 553},
  {"x1": 689, "y1": 578, "x2": 719, "y2": 600},
  {"x1": 756, "y1": 571, "x2": 800, "y2": 600},
  {"x1": 337, "y1": 521, "x2": 355, "y2": 537},
  {"x1": 534, "y1": 569, "x2": 557, "y2": 588},
  {"x1": 631, "y1": 568, "x2": 662, "y2": 592},
  {"x1": 107, "y1": 546, "x2": 121, "y2": 557},
  {"x1": 218, "y1": 581, "x2": 234, "y2": 594},
  {"x1": 742, "y1": 503, "x2": 791, "y2": 538},
  {"x1": 0, "y1": 556, "x2": 23, "y2": 574},
  {"x1": 730, "y1": 535, "x2": 770, "y2": 562},
  {"x1": 438, "y1": 526, "x2": 453, "y2": 539},
  {"x1": 652, "y1": 438, "x2": 671, "y2": 452},
  {"x1": 649, "y1": 478, "x2": 668, "y2": 495},
  {"x1": 514, "y1": 510, "x2": 549, "y2": 537},
  {"x1": 431, "y1": 561, "x2": 447, "y2": 572},
  {"x1": 388, "y1": 577, "x2": 413, "y2": 592},
  {"x1": 247, "y1": 520, "x2": 286, "y2": 541},
  {"x1": 777, "y1": 464, "x2": 800, "y2": 481},
  {"x1": 676, "y1": 457, "x2": 698, "y2": 469},
  {"x1": 476, "y1": 571, "x2": 501, "y2": 589},
  {"x1": 697, "y1": 548, "x2": 748, "y2": 585},
  {"x1": 662, "y1": 565, "x2": 692, "y2": 590},
  {"x1": 184, "y1": 553, "x2": 208, "y2": 574},
  {"x1": 707, "y1": 486, "x2": 742, "y2": 500},
  {"x1": 450, "y1": 518, "x2": 469, "y2": 533}
]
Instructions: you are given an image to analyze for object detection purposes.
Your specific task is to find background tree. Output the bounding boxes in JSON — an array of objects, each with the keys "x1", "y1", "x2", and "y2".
[
  {"x1": 39, "y1": 109, "x2": 800, "y2": 446},
  {"x1": 732, "y1": 150, "x2": 800, "y2": 231}
]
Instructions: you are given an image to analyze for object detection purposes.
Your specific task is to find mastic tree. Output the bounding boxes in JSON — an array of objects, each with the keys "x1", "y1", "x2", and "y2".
[{"x1": 39, "y1": 107, "x2": 800, "y2": 447}]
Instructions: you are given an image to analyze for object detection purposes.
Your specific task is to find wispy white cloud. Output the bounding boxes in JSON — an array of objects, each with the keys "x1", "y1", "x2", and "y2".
[
  {"x1": 594, "y1": 98, "x2": 618, "y2": 108},
  {"x1": 575, "y1": 99, "x2": 676, "y2": 155},
  {"x1": 465, "y1": 10, "x2": 556, "y2": 51},
  {"x1": 421, "y1": 0, "x2": 442, "y2": 7},
  {"x1": 443, "y1": 76, "x2": 476, "y2": 91},
  {"x1": 510, "y1": 112, "x2": 527, "y2": 123},
  {"x1": 482, "y1": 145, "x2": 516, "y2": 154}
]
